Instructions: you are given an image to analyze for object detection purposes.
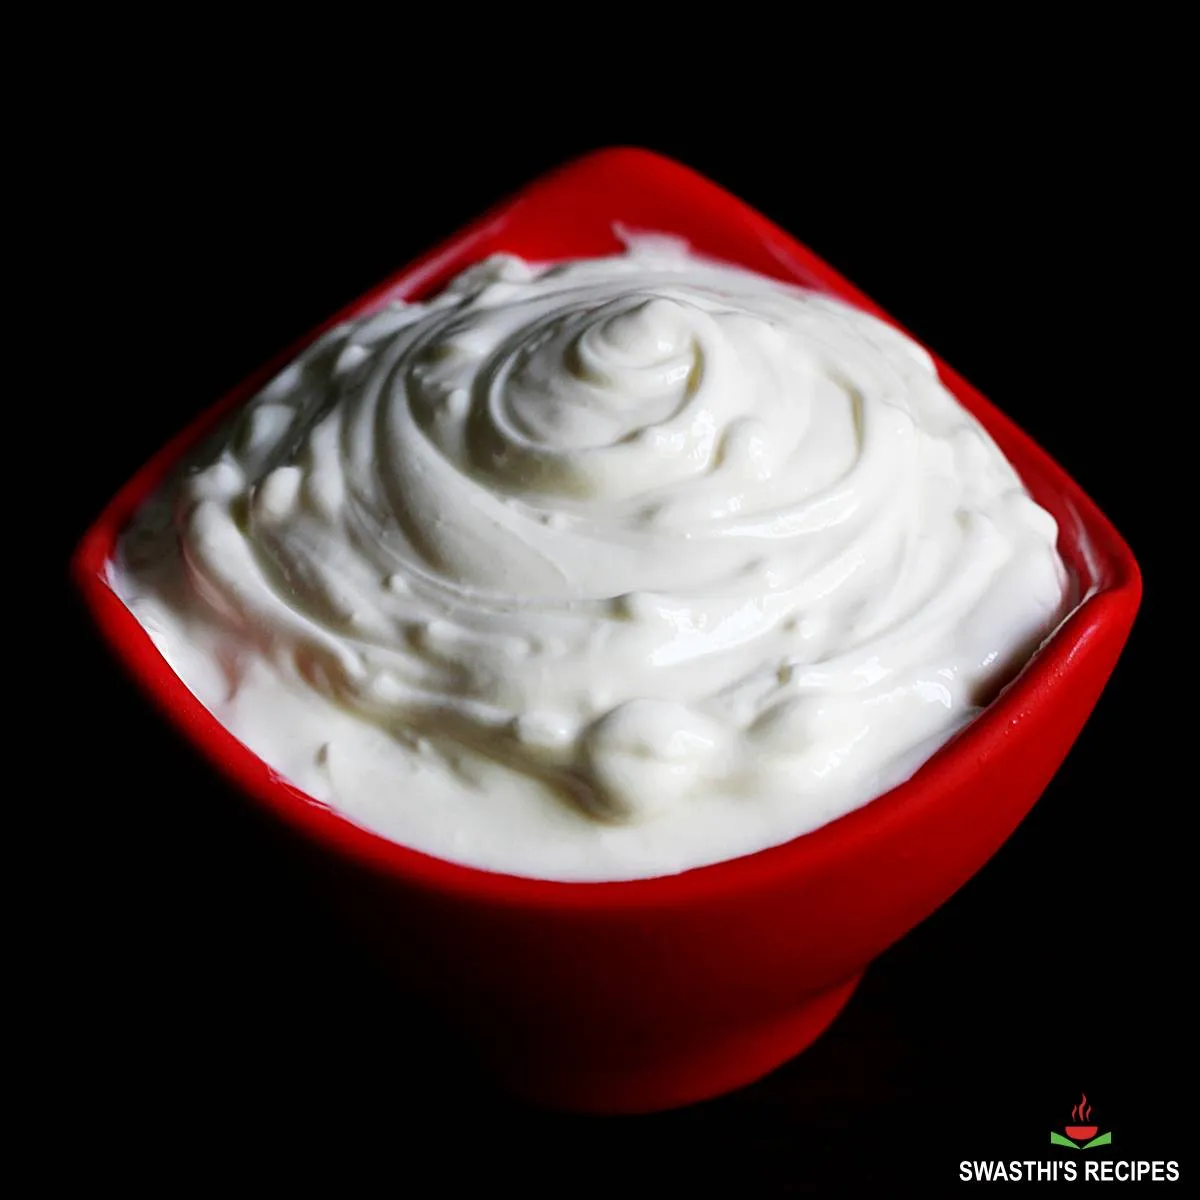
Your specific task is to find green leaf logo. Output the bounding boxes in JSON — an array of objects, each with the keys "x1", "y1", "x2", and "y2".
[{"x1": 1050, "y1": 1095, "x2": 1111, "y2": 1150}]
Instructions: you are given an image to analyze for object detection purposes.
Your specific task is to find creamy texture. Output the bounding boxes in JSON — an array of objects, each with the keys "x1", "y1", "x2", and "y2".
[{"x1": 113, "y1": 242, "x2": 1071, "y2": 880}]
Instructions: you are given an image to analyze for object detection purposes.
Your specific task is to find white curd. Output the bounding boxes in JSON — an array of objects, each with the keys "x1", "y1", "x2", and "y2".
[{"x1": 113, "y1": 241, "x2": 1071, "y2": 880}]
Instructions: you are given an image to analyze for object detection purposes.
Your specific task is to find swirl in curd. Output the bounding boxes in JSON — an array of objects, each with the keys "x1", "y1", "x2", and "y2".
[{"x1": 113, "y1": 242, "x2": 1071, "y2": 879}]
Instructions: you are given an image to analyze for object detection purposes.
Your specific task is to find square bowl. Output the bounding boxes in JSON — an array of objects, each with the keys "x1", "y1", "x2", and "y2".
[{"x1": 72, "y1": 147, "x2": 1141, "y2": 1113}]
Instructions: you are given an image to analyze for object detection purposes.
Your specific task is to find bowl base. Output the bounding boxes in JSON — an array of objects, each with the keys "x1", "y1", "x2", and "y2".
[{"x1": 486, "y1": 972, "x2": 863, "y2": 1115}]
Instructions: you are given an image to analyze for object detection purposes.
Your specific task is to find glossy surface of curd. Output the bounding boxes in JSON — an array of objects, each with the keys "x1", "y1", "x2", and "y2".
[{"x1": 113, "y1": 242, "x2": 1071, "y2": 879}]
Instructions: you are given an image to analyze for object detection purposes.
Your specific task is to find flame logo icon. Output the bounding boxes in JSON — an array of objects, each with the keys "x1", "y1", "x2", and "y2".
[{"x1": 1050, "y1": 1093, "x2": 1111, "y2": 1150}]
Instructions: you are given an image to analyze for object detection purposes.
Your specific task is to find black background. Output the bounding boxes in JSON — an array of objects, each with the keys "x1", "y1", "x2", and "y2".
[{"x1": 56, "y1": 71, "x2": 1180, "y2": 1191}]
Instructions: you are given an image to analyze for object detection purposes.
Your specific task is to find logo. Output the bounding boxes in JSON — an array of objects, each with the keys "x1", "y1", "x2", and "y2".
[
  {"x1": 1050, "y1": 1093, "x2": 1112, "y2": 1150},
  {"x1": 958, "y1": 1092, "x2": 1182, "y2": 1183}
]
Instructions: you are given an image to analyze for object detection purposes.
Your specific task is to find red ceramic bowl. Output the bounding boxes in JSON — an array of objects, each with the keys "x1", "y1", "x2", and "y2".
[
  {"x1": 71, "y1": 147, "x2": 1141, "y2": 1114},
  {"x1": 1066, "y1": 1126, "x2": 1099, "y2": 1140}
]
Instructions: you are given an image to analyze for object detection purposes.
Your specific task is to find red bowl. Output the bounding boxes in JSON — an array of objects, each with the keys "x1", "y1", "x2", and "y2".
[
  {"x1": 71, "y1": 147, "x2": 1141, "y2": 1114},
  {"x1": 1066, "y1": 1126, "x2": 1099, "y2": 1140}
]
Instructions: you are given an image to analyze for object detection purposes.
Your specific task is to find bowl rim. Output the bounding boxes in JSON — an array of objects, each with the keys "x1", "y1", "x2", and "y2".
[{"x1": 70, "y1": 146, "x2": 1142, "y2": 910}]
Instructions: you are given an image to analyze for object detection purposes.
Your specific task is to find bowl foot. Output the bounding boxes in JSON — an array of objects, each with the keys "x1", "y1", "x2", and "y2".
[{"x1": 485, "y1": 972, "x2": 863, "y2": 1115}]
